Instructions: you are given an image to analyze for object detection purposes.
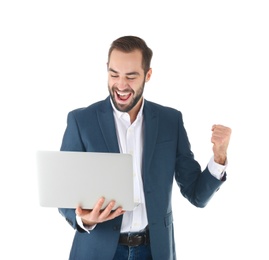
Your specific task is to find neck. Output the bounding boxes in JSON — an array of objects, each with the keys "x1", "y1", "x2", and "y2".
[{"x1": 128, "y1": 98, "x2": 143, "y2": 124}]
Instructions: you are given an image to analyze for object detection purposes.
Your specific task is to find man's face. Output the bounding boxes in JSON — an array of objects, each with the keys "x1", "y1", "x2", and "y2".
[{"x1": 107, "y1": 49, "x2": 151, "y2": 115}]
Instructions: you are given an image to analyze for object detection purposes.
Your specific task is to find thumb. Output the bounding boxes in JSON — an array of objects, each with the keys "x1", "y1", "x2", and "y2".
[{"x1": 75, "y1": 206, "x2": 82, "y2": 216}]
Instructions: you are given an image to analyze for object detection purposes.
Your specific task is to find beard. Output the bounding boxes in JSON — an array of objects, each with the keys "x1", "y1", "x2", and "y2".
[{"x1": 108, "y1": 80, "x2": 145, "y2": 113}]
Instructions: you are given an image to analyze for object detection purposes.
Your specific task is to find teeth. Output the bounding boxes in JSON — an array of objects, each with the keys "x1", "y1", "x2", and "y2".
[{"x1": 116, "y1": 91, "x2": 128, "y2": 96}]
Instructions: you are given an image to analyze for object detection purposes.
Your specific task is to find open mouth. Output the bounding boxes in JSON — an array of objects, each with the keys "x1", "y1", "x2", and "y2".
[{"x1": 116, "y1": 91, "x2": 132, "y2": 102}]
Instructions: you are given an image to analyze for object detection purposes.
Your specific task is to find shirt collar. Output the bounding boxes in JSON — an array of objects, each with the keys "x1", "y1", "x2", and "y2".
[{"x1": 110, "y1": 98, "x2": 144, "y2": 121}]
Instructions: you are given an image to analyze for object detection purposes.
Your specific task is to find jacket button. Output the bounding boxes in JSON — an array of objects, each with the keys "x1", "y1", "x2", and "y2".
[{"x1": 113, "y1": 225, "x2": 120, "y2": 231}]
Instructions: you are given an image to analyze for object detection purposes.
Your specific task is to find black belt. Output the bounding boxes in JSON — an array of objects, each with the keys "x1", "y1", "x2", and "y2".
[{"x1": 119, "y1": 229, "x2": 150, "y2": 247}]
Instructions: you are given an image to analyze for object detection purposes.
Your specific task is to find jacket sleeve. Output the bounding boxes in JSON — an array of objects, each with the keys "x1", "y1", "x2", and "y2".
[
  {"x1": 60, "y1": 110, "x2": 86, "y2": 152},
  {"x1": 174, "y1": 112, "x2": 226, "y2": 208}
]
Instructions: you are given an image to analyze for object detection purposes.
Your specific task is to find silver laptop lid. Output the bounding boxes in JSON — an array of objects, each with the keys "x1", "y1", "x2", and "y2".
[{"x1": 36, "y1": 151, "x2": 138, "y2": 211}]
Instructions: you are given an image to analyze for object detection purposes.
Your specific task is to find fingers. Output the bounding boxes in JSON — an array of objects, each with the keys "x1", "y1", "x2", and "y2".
[
  {"x1": 75, "y1": 206, "x2": 83, "y2": 216},
  {"x1": 91, "y1": 197, "x2": 107, "y2": 214},
  {"x1": 100, "y1": 205, "x2": 125, "y2": 221},
  {"x1": 97, "y1": 199, "x2": 116, "y2": 218},
  {"x1": 211, "y1": 124, "x2": 231, "y2": 133},
  {"x1": 75, "y1": 197, "x2": 105, "y2": 217},
  {"x1": 94, "y1": 199, "x2": 125, "y2": 221},
  {"x1": 211, "y1": 124, "x2": 232, "y2": 165},
  {"x1": 76, "y1": 197, "x2": 125, "y2": 225},
  {"x1": 211, "y1": 124, "x2": 231, "y2": 144}
]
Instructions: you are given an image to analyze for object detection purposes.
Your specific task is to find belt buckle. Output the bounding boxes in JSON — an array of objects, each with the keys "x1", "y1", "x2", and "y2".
[
  {"x1": 128, "y1": 233, "x2": 143, "y2": 247},
  {"x1": 128, "y1": 234, "x2": 137, "y2": 247}
]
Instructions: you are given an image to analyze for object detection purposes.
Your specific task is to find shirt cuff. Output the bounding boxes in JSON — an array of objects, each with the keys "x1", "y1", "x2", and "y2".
[
  {"x1": 76, "y1": 215, "x2": 96, "y2": 233},
  {"x1": 207, "y1": 156, "x2": 228, "y2": 180}
]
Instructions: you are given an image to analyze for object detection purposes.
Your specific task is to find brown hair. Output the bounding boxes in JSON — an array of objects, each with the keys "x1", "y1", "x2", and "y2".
[{"x1": 108, "y1": 36, "x2": 153, "y2": 74}]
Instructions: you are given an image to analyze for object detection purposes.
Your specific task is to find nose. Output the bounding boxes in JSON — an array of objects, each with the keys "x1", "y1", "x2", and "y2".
[{"x1": 117, "y1": 77, "x2": 129, "y2": 90}]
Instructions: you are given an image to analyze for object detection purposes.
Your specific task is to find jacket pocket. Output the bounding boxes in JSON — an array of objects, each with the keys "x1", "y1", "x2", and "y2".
[{"x1": 164, "y1": 211, "x2": 173, "y2": 227}]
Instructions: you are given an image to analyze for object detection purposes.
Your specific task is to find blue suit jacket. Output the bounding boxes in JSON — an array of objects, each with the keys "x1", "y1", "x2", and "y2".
[{"x1": 59, "y1": 97, "x2": 226, "y2": 260}]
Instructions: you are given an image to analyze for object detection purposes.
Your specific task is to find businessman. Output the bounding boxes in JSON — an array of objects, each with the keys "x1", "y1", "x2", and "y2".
[{"x1": 59, "y1": 35, "x2": 231, "y2": 260}]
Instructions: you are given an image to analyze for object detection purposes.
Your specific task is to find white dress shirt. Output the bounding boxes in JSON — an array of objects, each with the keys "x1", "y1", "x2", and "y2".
[
  {"x1": 112, "y1": 99, "x2": 148, "y2": 233},
  {"x1": 77, "y1": 98, "x2": 227, "y2": 232}
]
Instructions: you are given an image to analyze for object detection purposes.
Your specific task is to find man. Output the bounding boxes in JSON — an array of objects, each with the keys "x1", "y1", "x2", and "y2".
[{"x1": 59, "y1": 35, "x2": 231, "y2": 260}]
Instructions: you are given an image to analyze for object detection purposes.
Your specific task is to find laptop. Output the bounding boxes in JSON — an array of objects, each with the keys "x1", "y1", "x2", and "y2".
[{"x1": 36, "y1": 150, "x2": 139, "y2": 211}]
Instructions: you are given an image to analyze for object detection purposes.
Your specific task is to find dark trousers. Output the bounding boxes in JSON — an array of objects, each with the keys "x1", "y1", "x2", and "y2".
[{"x1": 113, "y1": 244, "x2": 152, "y2": 260}]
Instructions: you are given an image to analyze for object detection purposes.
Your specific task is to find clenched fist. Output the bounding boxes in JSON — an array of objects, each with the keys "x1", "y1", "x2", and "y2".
[{"x1": 211, "y1": 124, "x2": 232, "y2": 165}]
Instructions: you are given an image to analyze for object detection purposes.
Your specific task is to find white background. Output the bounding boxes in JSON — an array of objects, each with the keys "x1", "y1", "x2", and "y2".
[{"x1": 1, "y1": 1, "x2": 268, "y2": 259}]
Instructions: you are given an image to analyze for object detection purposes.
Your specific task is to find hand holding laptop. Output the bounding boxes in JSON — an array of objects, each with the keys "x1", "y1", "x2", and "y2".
[{"x1": 76, "y1": 197, "x2": 125, "y2": 227}]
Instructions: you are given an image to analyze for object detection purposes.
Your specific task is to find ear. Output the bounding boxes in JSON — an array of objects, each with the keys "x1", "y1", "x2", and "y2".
[{"x1": 145, "y1": 68, "x2": 152, "y2": 82}]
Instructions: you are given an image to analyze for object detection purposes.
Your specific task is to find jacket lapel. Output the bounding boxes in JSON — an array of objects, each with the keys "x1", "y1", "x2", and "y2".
[
  {"x1": 143, "y1": 100, "x2": 159, "y2": 177},
  {"x1": 96, "y1": 98, "x2": 159, "y2": 172},
  {"x1": 97, "y1": 97, "x2": 120, "y2": 153}
]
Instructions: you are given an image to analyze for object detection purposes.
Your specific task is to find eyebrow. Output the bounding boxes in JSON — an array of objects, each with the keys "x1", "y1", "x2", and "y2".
[{"x1": 108, "y1": 68, "x2": 140, "y2": 76}]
